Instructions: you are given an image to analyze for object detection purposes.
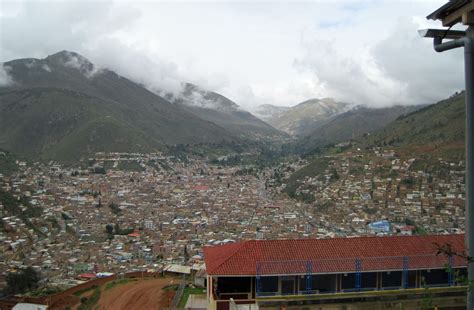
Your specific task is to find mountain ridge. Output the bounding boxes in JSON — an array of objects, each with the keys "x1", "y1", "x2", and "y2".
[
  {"x1": 267, "y1": 98, "x2": 350, "y2": 136},
  {"x1": 0, "y1": 51, "x2": 281, "y2": 161},
  {"x1": 253, "y1": 104, "x2": 290, "y2": 122},
  {"x1": 295, "y1": 104, "x2": 424, "y2": 155},
  {"x1": 170, "y1": 83, "x2": 284, "y2": 139}
]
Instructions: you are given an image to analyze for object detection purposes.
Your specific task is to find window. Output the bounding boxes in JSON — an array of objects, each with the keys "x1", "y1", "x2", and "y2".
[
  {"x1": 260, "y1": 276, "x2": 278, "y2": 293},
  {"x1": 218, "y1": 277, "x2": 251, "y2": 293}
]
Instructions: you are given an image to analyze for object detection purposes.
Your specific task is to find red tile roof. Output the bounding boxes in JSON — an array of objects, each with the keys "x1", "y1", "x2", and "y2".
[
  {"x1": 203, "y1": 234, "x2": 466, "y2": 276},
  {"x1": 193, "y1": 185, "x2": 209, "y2": 191},
  {"x1": 77, "y1": 273, "x2": 96, "y2": 279}
]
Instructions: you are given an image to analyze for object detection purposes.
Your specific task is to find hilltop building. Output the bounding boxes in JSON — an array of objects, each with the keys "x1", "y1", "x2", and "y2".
[{"x1": 204, "y1": 234, "x2": 467, "y2": 309}]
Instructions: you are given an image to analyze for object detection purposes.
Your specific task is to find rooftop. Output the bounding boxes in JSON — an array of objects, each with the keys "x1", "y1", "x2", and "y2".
[
  {"x1": 427, "y1": 0, "x2": 474, "y2": 26},
  {"x1": 204, "y1": 234, "x2": 466, "y2": 276}
]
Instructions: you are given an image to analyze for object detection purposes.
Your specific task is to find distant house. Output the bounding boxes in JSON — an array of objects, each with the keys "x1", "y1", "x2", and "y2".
[
  {"x1": 368, "y1": 220, "x2": 390, "y2": 233},
  {"x1": 77, "y1": 273, "x2": 96, "y2": 280},
  {"x1": 13, "y1": 303, "x2": 48, "y2": 310},
  {"x1": 194, "y1": 268, "x2": 208, "y2": 288},
  {"x1": 399, "y1": 226, "x2": 416, "y2": 236}
]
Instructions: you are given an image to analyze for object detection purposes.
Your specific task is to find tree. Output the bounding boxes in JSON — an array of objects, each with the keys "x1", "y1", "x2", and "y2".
[
  {"x1": 183, "y1": 245, "x2": 189, "y2": 263},
  {"x1": 93, "y1": 166, "x2": 106, "y2": 174},
  {"x1": 109, "y1": 203, "x2": 121, "y2": 215},
  {"x1": 105, "y1": 224, "x2": 114, "y2": 240},
  {"x1": 5, "y1": 267, "x2": 40, "y2": 295}
]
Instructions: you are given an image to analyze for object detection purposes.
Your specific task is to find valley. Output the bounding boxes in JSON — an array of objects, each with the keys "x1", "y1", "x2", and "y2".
[
  {"x1": 0, "y1": 50, "x2": 468, "y2": 308},
  {"x1": 0, "y1": 138, "x2": 465, "y2": 293}
]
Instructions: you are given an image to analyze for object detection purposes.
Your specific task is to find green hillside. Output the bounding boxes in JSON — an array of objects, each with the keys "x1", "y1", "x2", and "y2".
[
  {"x1": 0, "y1": 51, "x2": 243, "y2": 161},
  {"x1": 285, "y1": 92, "x2": 466, "y2": 200},
  {"x1": 283, "y1": 157, "x2": 331, "y2": 200},
  {"x1": 268, "y1": 98, "x2": 349, "y2": 136},
  {"x1": 173, "y1": 83, "x2": 285, "y2": 139},
  {"x1": 0, "y1": 150, "x2": 19, "y2": 176},
  {"x1": 298, "y1": 105, "x2": 423, "y2": 149},
  {"x1": 366, "y1": 92, "x2": 465, "y2": 160}
]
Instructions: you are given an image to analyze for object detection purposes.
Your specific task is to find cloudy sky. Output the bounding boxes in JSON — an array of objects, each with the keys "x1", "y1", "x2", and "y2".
[{"x1": 0, "y1": 0, "x2": 466, "y2": 109}]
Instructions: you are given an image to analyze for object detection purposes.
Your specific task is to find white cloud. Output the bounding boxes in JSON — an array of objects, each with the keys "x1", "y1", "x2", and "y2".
[
  {"x1": 0, "y1": 1, "x2": 466, "y2": 108},
  {"x1": 293, "y1": 14, "x2": 464, "y2": 107},
  {"x1": 84, "y1": 37, "x2": 185, "y2": 95},
  {"x1": 0, "y1": 64, "x2": 14, "y2": 86},
  {"x1": 42, "y1": 64, "x2": 52, "y2": 72},
  {"x1": 294, "y1": 39, "x2": 403, "y2": 107},
  {"x1": 372, "y1": 18, "x2": 464, "y2": 105}
]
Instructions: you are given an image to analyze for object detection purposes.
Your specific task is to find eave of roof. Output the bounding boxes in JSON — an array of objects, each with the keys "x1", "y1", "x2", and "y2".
[
  {"x1": 203, "y1": 234, "x2": 466, "y2": 276},
  {"x1": 427, "y1": 0, "x2": 470, "y2": 21}
]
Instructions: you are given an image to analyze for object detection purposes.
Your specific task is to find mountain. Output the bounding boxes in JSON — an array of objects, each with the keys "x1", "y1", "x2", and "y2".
[
  {"x1": 171, "y1": 83, "x2": 284, "y2": 140},
  {"x1": 296, "y1": 104, "x2": 424, "y2": 153},
  {"x1": 284, "y1": 92, "x2": 465, "y2": 199},
  {"x1": 0, "y1": 51, "x2": 240, "y2": 161},
  {"x1": 366, "y1": 92, "x2": 465, "y2": 159},
  {"x1": 253, "y1": 104, "x2": 290, "y2": 122},
  {"x1": 268, "y1": 98, "x2": 349, "y2": 136}
]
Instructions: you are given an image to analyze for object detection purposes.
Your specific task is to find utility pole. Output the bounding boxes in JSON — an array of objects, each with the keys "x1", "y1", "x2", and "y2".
[{"x1": 420, "y1": 2, "x2": 474, "y2": 308}]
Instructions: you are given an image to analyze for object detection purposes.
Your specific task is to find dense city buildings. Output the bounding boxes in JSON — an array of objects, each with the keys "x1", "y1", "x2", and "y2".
[{"x1": 0, "y1": 147, "x2": 466, "y2": 296}]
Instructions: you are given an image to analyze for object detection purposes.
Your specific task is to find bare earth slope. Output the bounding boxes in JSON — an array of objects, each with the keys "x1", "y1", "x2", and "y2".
[{"x1": 97, "y1": 278, "x2": 177, "y2": 310}]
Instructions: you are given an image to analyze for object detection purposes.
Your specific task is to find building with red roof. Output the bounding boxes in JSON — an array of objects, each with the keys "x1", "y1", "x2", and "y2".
[
  {"x1": 76, "y1": 273, "x2": 96, "y2": 280},
  {"x1": 193, "y1": 185, "x2": 210, "y2": 191},
  {"x1": 203, "y1": 234, "x2": 468, "y2": 309}
]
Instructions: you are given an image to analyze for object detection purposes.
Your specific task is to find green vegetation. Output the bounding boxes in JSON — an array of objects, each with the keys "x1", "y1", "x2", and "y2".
[
  {"x1": 0, "y1": 190, "x2": 43, "y2": 224},
  {"x1": 4, "y1": 267, "x2": 40, "y2": 295},
  {"x1": 0, "y1": 149, "x2": 18, "y2": 176},
  {"x1": 294, "y1": 105, "x2": 422, "y2": 156},
  {"x1": 104, "y1": 278, "x2": 131, "y2": 291},
  {"x1": 403, "y1": 218, "x2": 427, "y2": 235},
  {"x1": 28, "y1": 286, "x2": 62, "y2": 297},
  {"x1": 116, "y1": 223, "x2": 132, "y2": 235},
  {"x1": 268, "y1": 98, "x2": 349, "y2": 137},
  {"x1": 171, "y1": 140, "x2": 286, "y2": 169},
  {"x1": 77, "y1": 287, "x2": 101, "y2": 310},
  {"x1": 284, "y1": 157, "x2": 330, "y2": 198},
  {"x1": 73, "y1": 285, "x2": 98, "y2": 297},
  {"x1": 105, "y1": 224, "x2": 114, "y2": 240},
  {"x1": 178, "y1": 287, "x2": 206, "y2": 308},
  {"x1": 108, "y1": 203, "x2": 121, "y2": 215},
  {"x1": 117, "y1": 160, "x2": 145, "y2": 172},
  {"x1": 0, "y1": 52, "x2": 284, "y2": 162},
  {"x1": 366, "y1": 92, "x2": 465, "y2": 160},
  {"x1": 162, "y1": 284, "x2": 179, "y2": 291}
]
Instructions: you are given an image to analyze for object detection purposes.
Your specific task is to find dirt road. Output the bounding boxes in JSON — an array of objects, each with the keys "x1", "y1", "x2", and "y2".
[{"x1": 97, "y1": 277, "x2": 178, "y2": 310}]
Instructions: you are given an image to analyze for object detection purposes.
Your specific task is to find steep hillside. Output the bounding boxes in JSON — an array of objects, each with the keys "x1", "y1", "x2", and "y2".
[
  {"x1": 366, "y1": 92, "x2": 465, "y2": 159},
  {"x1": 269, "y1": 98, "x2": 349, "y2": 136},
  {"x1": 173, "y1": 83, "x2": 284, "y2": 139},
  {"x1": 0, "y1": 51, "x2": 238, "y2": 161},
  {"x1": 297, "y1": 105, "x2": 423, "y2": 153},
  {"x1": 284, "y1": 92, "x2": 465, "y2": 200},
  {"x1": 253, "y1": 104, "x2": 290, "y2": 122}
]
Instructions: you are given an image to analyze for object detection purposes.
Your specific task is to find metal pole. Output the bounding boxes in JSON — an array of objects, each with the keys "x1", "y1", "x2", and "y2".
[
  {"x1": 465, "y1": 26, "x2": 474, "y2": 310},
  {"x1": 432, "y1": 27, "x2": 474, "y2": 309}
]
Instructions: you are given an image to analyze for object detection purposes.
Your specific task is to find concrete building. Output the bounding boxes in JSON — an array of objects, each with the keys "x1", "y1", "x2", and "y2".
[{"x1": 204, "y1": 234, "x2": 467, "y2": 310}]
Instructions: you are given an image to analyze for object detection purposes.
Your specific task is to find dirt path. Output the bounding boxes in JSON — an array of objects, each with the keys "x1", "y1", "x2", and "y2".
[{"x1": 97, "y1": 277, "x2": 178, "y2": 310}]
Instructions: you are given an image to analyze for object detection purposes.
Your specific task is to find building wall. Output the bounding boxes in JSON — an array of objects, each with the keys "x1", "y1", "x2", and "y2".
[{"x1": 207, "y1": 267, "x2": 467, "y2": 309}]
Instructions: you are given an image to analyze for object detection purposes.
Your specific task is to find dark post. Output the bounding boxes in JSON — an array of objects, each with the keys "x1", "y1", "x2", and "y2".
[
  {"x1": 428, "y1": 26, "x2": 473, "y2": 309},
  {"x1": 465, "y1": 26, "x2": 474, "y2": 310}
]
